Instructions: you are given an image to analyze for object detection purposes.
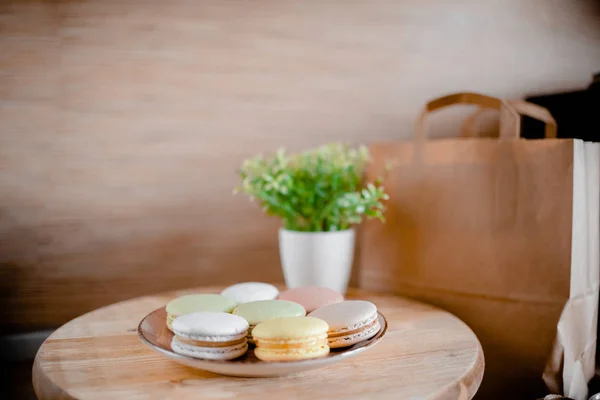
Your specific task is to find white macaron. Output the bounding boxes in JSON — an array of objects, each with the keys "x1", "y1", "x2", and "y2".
[
  {"x1": 220, "y1": 282, "x2": 279, "y2": 304},
  {"x1": 308, "y1": 300, "x2": 380, "y2": 348},
  {"x1": 170, "y1": 311, "x2": 249, "y2": 361}
]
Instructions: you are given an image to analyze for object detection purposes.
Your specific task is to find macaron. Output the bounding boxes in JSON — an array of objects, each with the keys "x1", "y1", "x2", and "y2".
[
  {"x1": 308, "y1": 300, "x2": 380, "y2": 348},
  {"x1": 170, "y1": 311, "x2": 249, "y2": 360},
  {"x1": 232, "y1": 300, "x2": 306, "y2": 344},
  {"x1": 221, "y1": 282, "x2": 279, "y2": 304},
  {"x1": 253, "y1": 316, "x2": 330, "y2": 361},
  {"x1": 277, "y1": 286, "x2": 344, "y2": 312},
  {"x1": 165, "y1": 294, "x2": 237, "y2": 331}
]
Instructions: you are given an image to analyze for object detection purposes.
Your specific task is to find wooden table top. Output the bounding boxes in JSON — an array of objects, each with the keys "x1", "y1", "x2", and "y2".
[{"x1": 33, "y1": 287, "x2": 484, "y2": 400}]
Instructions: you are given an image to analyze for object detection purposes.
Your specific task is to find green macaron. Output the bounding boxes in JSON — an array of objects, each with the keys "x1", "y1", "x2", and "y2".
[
  {"x1": 165, "y1": 294, "x2": 237, "y2": 331},
  {"x1": 232, "y1": 300, "x2": 306, "y2": 343}
]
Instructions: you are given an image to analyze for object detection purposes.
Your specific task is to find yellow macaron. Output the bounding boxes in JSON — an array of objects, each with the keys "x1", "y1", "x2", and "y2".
[{"x1": 252, "y1": 316, "x2": 330, "y2": 361}]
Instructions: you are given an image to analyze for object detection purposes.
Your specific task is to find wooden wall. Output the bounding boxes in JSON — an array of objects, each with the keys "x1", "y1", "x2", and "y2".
[{"x1": 1, "y1": 0, "x2": 599, "y2": 332}]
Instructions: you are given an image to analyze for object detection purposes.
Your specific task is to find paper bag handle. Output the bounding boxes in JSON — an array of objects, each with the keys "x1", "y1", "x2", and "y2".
[
  {"x1": 461, "y1": 99, "x2": 557, "y2": 138},
  {"x1": 415, "y1": 92, "x2": 521, "y2": 142},
  {"x1": 508, "y1": 99, "x2": 557, "y2": 138}
]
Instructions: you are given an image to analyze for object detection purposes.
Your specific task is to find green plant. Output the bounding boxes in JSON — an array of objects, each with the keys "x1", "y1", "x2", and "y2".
[{"x1": 235, "y1": 143, "x2": 389, "y2": 232}]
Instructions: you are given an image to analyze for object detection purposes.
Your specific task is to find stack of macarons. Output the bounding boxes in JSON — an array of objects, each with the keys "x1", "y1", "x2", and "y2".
[{"x1": 164, "y1": 283, "x2": 380, "y2": 362}]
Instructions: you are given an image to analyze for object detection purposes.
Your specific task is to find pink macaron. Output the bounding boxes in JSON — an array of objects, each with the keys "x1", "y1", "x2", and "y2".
[{"x1": 277, "y1": 286, "x2": 344, "y2": 313}]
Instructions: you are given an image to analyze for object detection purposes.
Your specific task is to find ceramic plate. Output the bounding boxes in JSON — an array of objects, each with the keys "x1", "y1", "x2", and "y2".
[{"x1": 137, "y1": 307, "x2": 387, "y2": 377}]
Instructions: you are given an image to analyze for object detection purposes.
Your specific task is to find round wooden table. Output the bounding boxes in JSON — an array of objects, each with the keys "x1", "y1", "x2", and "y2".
[{"x1": 33, "y1": 287, "x2": 484, "y2": 400}]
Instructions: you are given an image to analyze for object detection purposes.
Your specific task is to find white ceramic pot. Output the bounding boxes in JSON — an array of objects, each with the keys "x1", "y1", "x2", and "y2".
[{"x1": 278, "y1": 228, "x2": 355, "y2": 294}]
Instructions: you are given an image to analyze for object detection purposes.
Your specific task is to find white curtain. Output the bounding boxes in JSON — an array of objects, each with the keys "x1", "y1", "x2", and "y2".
[{"x1": 544, "y1": 140, "x2": 600, "y2": 400}]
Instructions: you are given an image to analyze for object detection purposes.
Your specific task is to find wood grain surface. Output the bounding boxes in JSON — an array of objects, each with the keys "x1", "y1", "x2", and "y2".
[
  {"x1": 1, "y1": 0, "x2": 600, "y2": 331},
  {"x1": 33, "y1": 287, "x2": 485, "y2": 400}
]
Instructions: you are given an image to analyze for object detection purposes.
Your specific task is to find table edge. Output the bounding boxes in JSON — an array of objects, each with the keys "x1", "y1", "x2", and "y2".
[
  {"x1": 427, "y1": 339, "x2": 485, "y2": 400},
  {"x1": 33, "y1": 353, "x2": 76, "y2": 400}
]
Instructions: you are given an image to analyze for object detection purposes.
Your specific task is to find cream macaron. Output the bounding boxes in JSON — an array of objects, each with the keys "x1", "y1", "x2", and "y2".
[
  {"x1": 308, "y1": 300, "x2": 380, "y2": 348},
  {"x1": 165, "y1": 294, "x2": 237, "y2": 331},
  {"x1": 170, "y1": 311, "x2": 249, "y2": 360},
  {"x1": 252, "y1": 316, "x2": 330, "y2": 361}
]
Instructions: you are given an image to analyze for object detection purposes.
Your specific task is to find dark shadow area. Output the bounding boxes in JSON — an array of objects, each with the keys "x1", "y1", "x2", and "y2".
[
  {"x1": 0, "y1": 360, "x2": 36, "y2": 400},
  {"x1": 523, "y1": 72, "x2": 600, "y2": 141}
]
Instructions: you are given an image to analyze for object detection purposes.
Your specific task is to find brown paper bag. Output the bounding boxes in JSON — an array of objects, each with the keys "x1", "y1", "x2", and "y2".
[
  {"x1": 359, "y1": 92, "x2": 594, "y2": 399},
  {"x1": 461, "y1": 98, "x2": 599, "y2": 400}
]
